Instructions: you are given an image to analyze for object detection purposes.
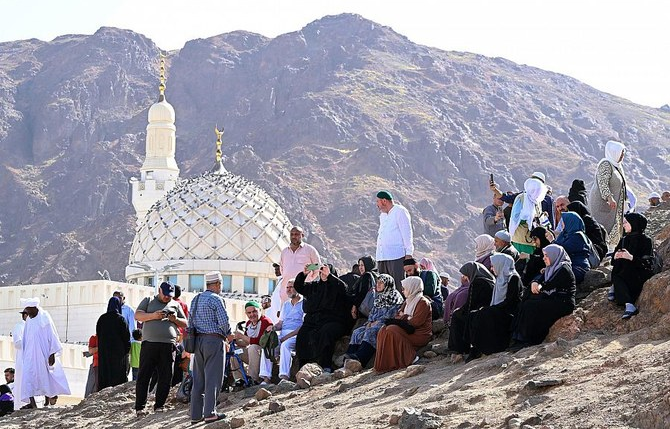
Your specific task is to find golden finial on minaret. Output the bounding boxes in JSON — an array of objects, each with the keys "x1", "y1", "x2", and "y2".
[
  {"x1": 212, "y1": 125, "x2": 227, "y2": 174},
  {"x1": 158, "y1": 51, "x2": 167, "y2": 101}
]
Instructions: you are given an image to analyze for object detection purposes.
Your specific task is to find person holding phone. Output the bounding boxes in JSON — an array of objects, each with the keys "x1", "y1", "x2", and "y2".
[
  {"x1": 482, "y1": 193, "x2": 506, "y2": 237},
  {"x1": 279, "y1": 226, "x2": 321, "y2": 309}
]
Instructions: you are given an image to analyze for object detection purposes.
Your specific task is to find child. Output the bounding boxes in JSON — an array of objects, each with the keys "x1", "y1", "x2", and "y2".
[{"x1": 130, "y1": 329, "x2": 142, "y2": 381}]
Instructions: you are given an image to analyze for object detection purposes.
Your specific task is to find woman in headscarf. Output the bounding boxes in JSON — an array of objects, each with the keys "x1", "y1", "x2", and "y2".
[
  {"x1": 447, "y1": 262, "x2": 495, "y2": 355},
  {"x1": 374, "y1": 276, "x2": 432, "y2": 372},
  {"x1": 474, "y1": 234, "x2": 496, "y2": 270},
  {"x1": 589, "y1": 140, "x2": 627, "y2": 247},
  {"x1": 609, "y1": 213, "x2": 654, "y2": 319},
  {"x1": 510, "y1": 178, "x2": 549, "y2": 255},
  {"x1": 567, "y1": 200, "x2": 608, "y2": 260},
  {"x1": 467, "y1": 253, "x2": 521, "y2": 361},
  {"x1": 522, "y1": 226, "x2": 552, "y2": 290},
  {"x1": 345, "y1": 274, "x2": 404, "y2": 367},
  {"x1": 552, "y1": 212, "x2": 590, "y2": 283},
  {"x1": 419, "y1": 257, "x2": 438, "y2": 272},
  {"x1": 568, "y1": 179, "x2": 589, "y2": 206},
  {"x1": 510, "y1": 244, "x2": 576, "y2": 350},
  {"x1": 349, "y1": 256, "x2": 378, "y2": 320},
  {"x1": 96, "y1": 296, "x2": 131, "y2": 390},
  {"x1": 294, "y1": 264, "x2": 353, "y2": 373}
]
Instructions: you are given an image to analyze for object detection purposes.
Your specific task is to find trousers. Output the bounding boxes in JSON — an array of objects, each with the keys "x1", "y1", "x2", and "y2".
[{"x1": 190, "y1": 336, "x2": 225, "y2": 420}]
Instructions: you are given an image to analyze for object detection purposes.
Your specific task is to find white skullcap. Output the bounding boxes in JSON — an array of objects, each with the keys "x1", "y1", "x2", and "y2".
[
  {"x1": 439, "y1": 272, "x2": 450, "y2": 279},
  {"x1": 21, "y1": 297, "x2": 40, "y2": 307},
  {"x1": 530, "y1": 171, "x2": 546, "y2": 183},
  {"x1": 205, "y1": 271, "x2": 223, "y2": 284},
  {"x1": 649, "y1": 192, "x2": 661, "y2": 199}
]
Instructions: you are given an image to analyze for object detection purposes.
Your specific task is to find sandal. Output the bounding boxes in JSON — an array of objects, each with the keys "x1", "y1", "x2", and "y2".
[{"x1": 204, "y1": 413, "x2": 226, "y2": 423}]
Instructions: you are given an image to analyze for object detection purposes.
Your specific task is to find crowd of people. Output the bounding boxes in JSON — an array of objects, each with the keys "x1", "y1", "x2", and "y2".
[{"x1": 3, "y1": 140, "x2": 663, "y2": 424}]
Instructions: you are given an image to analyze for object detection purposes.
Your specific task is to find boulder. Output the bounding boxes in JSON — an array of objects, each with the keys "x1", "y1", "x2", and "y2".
[
  {"x1": 311, "y1": 373, "x2": 335, "y2": 386},
  {"x1": 431, "y1": 319, "x2": 446, "y2": 335},
  {"x1": 230, "y1": 417, "x2": 245, "y2": 428},
  {"x1": 344, "y1": 359, "x2": 363, "y2": 373},
  {"x1": 333, "y1": 368, "x2": 353, "y2": 379},
  {"x1": 275, "y1": 379, "x2": 298, "y2": 393},
  {"x1": 403, "y1": 365, "x2": 426, "y2": 378},
  {"x1": 268, "y1": 400, "x2": 286, "y2": 413},
  {"x1": 254, "y1": 388, "x2": 272, "y2": 401},
  {"x1": 576, "y1": 266, "x2": 611, "y2": 302},
  {"x1": 295, "y1": 363, "x2": 323, "y2": 389},
  {"x1": 398, "y1": 407, "x2": 441, "y2": 429}
]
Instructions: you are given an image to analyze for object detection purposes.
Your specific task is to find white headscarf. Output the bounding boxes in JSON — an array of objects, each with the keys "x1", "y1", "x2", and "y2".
[
  {"x1": 474, "y1": 234, "x2": 496, "y2": 259},
  {"x1": 21, "y1": 297, "x2": 40, "y2": 307},
  {"x1": 508, "y1": 178, "x2": 548, "y2": 238},
  {"x1": 401, "y1": 276, "x2": 424, "y2": 319},
  {"x1": 603, "y1": 140, "x2": 626, "y2": 168}
]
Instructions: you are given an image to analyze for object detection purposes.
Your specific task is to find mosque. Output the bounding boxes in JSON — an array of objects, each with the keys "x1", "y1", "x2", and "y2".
[{"x1": 0, "y1": 55, "x2": 293, "y2": 401}]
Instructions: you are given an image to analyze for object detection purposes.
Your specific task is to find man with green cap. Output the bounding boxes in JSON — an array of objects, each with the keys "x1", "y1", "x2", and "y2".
[
  {"x1": 375, "y1": 190, "x2": 414, "y2": 291},
  {"x1": 229, "y1": 300, "x2": 273, "y2": 384}
]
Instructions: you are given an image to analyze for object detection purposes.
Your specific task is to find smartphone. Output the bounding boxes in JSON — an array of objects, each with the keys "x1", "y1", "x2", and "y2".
[
  {"x1": 306, "y1": 263, "x2": 320, "y2": 271},
  {"x1": 489, "y1": 173, "x2": 494, "y2": 185}
]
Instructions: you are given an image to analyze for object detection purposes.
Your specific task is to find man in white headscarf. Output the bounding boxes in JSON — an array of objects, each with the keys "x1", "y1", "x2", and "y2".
[
  {"x1": 11, "y1": 303, "x2": 28, "y2": 410},
  {"x1": 509, "y1": 177, "x2": 548, "y2": 255},
  {"x1": 20, "y1": 298, "x2": 70, "y2": 408}
]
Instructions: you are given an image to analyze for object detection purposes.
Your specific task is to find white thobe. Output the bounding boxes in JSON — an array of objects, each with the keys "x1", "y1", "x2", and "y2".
[
  {"x1": 21, "y1": 309, "x2": 71, "y2": 402},
  {"x1": 11, "y1": 320, "x2": 26, "y2": 410}
]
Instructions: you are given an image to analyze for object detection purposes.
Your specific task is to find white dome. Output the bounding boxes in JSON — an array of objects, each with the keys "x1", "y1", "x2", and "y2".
[
  {"x1": 129, "y1": 170, "x2": 292, "y2": 264},
  {"x1": 148, "y1": 99, "x2": 175, "y2": 123}
]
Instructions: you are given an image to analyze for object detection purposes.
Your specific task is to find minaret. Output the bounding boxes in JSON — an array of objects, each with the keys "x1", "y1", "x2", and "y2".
[{"x1": 130, "y1": 52, "x2": 180, "y2": 224}]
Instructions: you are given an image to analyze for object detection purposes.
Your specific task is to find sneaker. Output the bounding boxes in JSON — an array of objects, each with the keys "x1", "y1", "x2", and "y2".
[
  {"x1": 190, "y1": 417, "x2": 204, "y2": 425},
  {"x1": 621, "y1": 308, "x2": 639, "y2": 319},
  {"x1": 136, "y1": 409, "x2": 149, "y2": 417},
  {"x1": 204, "y1": 413, "x2": 226, "y2": 423},
  {"x1": 411, "y1": 355, "x2": 420, "y2": 365}
]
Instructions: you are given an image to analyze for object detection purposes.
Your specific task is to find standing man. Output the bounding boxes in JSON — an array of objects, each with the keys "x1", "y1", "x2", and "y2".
[
  {"x1": 189, "y1": 272, "x2": 230, "y2": 424},
  {"x1": 482, "y1": 194, "x2": 505, "y2": 236},
  {"x1": 134, "y1": 282, "x2": 187, "y2": 416},
  {"x1": 20, "y1": 297, "x2": 71, "y2": 408},
  {"x1": 11, "y1": 307, "x2": 27, "y2": 410},
  {"x1": 113, "y1": 290, "x2": 136, "y2": 337},
  {"x1": 375, "y1": 190, "x2": 414, "y2": 290},
  {"x1": 279, "y1": 226, "x2": 321, "y2": 304}
]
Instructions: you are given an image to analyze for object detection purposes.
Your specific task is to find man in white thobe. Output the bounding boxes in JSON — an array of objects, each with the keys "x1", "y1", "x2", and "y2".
[
  {"x1": 11, "y1": 304, "x2": 28, "y2": 410},
  {"x1": 20, "y1": 298, "x2": 70, "y2": 407}
]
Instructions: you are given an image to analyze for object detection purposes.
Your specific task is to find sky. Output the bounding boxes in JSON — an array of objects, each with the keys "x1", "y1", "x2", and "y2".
[{"x1": 1, "y1": 0, "x2": 668, "y2": 108}]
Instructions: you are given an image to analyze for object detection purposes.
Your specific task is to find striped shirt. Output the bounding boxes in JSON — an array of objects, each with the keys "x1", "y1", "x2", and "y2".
[{"x1": 188, "y1": 290, "x2": 231, "y2": 337}]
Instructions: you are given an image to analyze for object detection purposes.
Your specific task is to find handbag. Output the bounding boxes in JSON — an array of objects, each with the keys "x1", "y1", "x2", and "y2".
[
  {"x1": 585, "y1": 236, "x2": 601, "y2": 269},
  {"x1": 183, "y1": 295, "x2": 200, "y2": 353}
]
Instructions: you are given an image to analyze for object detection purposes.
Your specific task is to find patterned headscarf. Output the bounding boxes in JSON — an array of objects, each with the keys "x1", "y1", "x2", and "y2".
[{"x1": 373, "y1": 274, "x2": 404, "y2": 309}]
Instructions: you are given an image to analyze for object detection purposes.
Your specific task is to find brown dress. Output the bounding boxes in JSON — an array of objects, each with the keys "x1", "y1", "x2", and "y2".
[{"x1": 374, "y1": 298, "x2": 432, "y2": 372}]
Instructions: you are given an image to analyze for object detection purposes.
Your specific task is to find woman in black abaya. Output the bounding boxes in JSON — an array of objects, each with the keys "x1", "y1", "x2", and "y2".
[{"x1": 96, "y1": 296, "x2": 131, "y2": 390}]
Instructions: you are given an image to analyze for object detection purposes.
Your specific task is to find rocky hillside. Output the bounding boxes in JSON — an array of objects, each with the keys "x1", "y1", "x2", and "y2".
[{"x1": 1, "y1": 13, "x2": 669, "y2": 284}]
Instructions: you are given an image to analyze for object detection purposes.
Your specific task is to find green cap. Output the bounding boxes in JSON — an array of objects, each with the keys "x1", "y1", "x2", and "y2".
[{"x1": 376, "y1": 190, "x2": 393, "y2": 201}]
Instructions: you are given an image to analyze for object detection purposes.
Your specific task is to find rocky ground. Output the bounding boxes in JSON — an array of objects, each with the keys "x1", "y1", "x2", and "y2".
[{"x1": 4, "y1": 208, "x2": 670, "y2": 429}]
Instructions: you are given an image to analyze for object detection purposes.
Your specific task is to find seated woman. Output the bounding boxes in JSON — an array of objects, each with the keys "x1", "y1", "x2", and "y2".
[
  {"x1": 467, "y1": 253, "x2": 521, "y2": 361},
  {"x1": 552, "y1": 212, "x2": 590, "y2": 283},
  {"x1": 349, "y1": 256, "x2": 378, "y2": 321},
  {"x1": 522, "y1": 226, "x2": 552, "y2": 291},
  {"x1": 230, "y1": 301, "x2": 273, "y2": 384},
  {"x1": 447, "y1": 262, "x2": 495, "y2": 355},
  {"x1": 474, "y1": 234, "x2": 496, "y2": 270},
  {"x1": 609, "y1": 213, "x2": 654, "y2": 319},
  {"x1": 345, "y1": 274, "x2": 404, "y2": 367},
  {"x1": 567, "y1": 200, "x2": 608, "y2": 260},
  {"x1": 294, "y1": 264, "x2": 353, "y2": 373},
  {"x1": 374, "y1": 277, "x2": 432, "y2": 372},
  {"x1": 510, "y1": 244, "x2": 576, "y2": 350}
]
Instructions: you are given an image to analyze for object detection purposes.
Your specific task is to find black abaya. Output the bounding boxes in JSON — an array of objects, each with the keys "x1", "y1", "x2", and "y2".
[
  {"x1": 447, "y1": 276, "x2": 494, "y2": 353},
  {"x1": 96, "y1": 299, "x2": 131, "y2": 390},
  {"x1": 611, "y1": 215, "x2": 653, "y2": 305},
  {"x1": 469, "y1": 275, "x2": 521, "y2": 354}
]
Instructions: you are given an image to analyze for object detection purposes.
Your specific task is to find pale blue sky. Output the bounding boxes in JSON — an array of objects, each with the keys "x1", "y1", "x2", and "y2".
[{"x1": 1, "y1": 0, "x2": 667, "y2": 108}]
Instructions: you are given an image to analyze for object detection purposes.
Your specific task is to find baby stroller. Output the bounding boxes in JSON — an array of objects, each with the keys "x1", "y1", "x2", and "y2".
[{"x1": 222, "y1": 322, "x2": 252, "y2": 392}]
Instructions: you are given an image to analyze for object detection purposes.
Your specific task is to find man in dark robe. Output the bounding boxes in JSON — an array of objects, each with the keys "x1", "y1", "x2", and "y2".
[
  {"x1": 294, "y1": 264, "x2": 353, "y2": 372},
  {"x1": 96, "y1": 297, "x2": 130, "y2": 390}
]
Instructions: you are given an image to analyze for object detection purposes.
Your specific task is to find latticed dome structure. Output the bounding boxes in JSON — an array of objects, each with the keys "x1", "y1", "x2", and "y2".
[{"x1": 129, "y1": 170, "x2": 292, "y2": 264}]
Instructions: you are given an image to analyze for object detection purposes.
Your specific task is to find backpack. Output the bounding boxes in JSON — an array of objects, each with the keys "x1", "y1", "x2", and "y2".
[
  {"x1": 259, "y1": 330, "x2": 280, "y2": 363},
  {"x1": 641, "y1": 249, "x2": 663, "y2": 276},
  {"x1": 176, "y1": 373, "x2": 193, "y2": 404},
  {"x1": 584, "y1": 236, "x2": 602, "y2": 269}
]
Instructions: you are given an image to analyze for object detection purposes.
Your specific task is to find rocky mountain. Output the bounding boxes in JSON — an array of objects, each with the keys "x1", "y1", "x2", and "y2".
[{"x1": 1, "y1": 13, "x2": 669, "y2": 284}]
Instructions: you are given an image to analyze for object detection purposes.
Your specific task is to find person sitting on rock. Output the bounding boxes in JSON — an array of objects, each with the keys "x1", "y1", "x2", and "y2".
[
  {"x1": 566, "y1": 200, "x2": 608, "y2": 261},
  {"x1": 447, "y1": 262, "x2": 494, "y2": 355},
  {"x1": 403, "y1": 258, "x2": 444, "y2": 320},
  {"x1": 509, "y1": 244, "x2": 576, "y2": 350},
  {"x1": 349, "y1": 256, "x2": 378, "y2": 322},
  {"x1": 345, "y1": 274, "x2": 404, "y2": 368},
  {"x1": 494, "y1": 230, "x2": 520, "y2": 263},
  {"x1": 522, "y1": 227, "x2": 552, "y2": 292},
  {"x1": 466, "y1": 253, "x2": 521, "y2": 362},
  {"x1": 294, "y1": 264, "x2": 353, "y2": 373},
  {"x1": 443, "y1": 275, "x2": 469, "y2": 325},
  {"x1": 474, "y1": 234, "x2": 496, "y2": 270},
  {"x1": 609, "y1": 213, "x2": 654, "y2": 319},
  {"x1": 550, "y1": 212, "x2": 590, "y2": 283},
  {"x1": 374, "y1": 276, "x2": 432, "y2": 372},
  {"x1": 229, "y1": 301, "x2": 273, "y2": 384}
]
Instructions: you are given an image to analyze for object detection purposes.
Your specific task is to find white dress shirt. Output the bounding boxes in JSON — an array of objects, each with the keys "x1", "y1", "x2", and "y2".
[{"x1": 376, "y1": 203, "x2": 414, "y2": 261}]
